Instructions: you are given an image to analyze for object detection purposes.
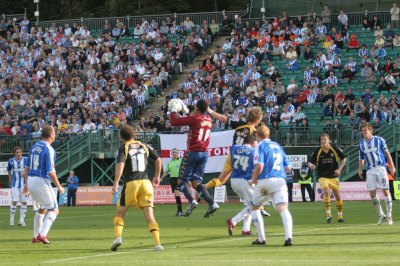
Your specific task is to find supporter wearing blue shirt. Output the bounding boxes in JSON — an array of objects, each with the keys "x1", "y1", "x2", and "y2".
[{"x1": 66, "y1": 170, "x2": 79, "y2": 207}]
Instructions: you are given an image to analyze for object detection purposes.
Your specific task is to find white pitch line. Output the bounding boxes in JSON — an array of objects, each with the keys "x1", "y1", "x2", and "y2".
[{"x1": 42, "y1": 222, "x2": 392, "y2": 264}]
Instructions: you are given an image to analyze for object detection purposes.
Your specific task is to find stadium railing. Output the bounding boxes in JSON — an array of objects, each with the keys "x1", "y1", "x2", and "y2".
[
  {"x1": 35, "y1": 8, "x2": 249, "y2": 32},
  {"x1": 244, "y1": 10, "x2": 392, "y2": 29}
]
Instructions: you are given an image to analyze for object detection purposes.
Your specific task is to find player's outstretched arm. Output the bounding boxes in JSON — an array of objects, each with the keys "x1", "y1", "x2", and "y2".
[{"x1": 207, "y1": 108, "x2": 228, "y2": 123}]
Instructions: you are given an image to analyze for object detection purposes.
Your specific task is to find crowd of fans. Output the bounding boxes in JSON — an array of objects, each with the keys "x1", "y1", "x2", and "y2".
[
  {"x1": 1, "y1": 4, "x2": 400, "y2": 144},
  {"x1": 0, "y1": 14, "x2": 221, "y2": 137},
  {"x1": 141, "y1": 3, "x2": 400, "y2": 140}
]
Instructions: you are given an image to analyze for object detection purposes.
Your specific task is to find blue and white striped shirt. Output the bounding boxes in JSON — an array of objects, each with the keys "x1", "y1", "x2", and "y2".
[
  {"x1": 359, "y1": 136, "x2": 387, "y2": 169},
  {"x1": 7, "y1": 157, "x2": 29, "y2": 188}
]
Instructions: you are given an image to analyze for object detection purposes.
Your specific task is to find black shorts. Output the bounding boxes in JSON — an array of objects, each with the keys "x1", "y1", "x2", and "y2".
[{"x1": 170, "y1": 178, "x2": 179, "y2": 192}]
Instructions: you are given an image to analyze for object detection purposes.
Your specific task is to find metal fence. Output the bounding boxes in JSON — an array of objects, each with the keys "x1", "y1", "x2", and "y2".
[
  {"x1": 35, "y1": 8, "x2": 249, "y2": 31},
  {"x1": 245, "y1": 10, "x2": 393, "y2": 29}
]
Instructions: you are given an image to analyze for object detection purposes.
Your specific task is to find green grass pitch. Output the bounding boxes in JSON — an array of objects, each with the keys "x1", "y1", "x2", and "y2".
[{"x1": 0, "y1": 201, "x2": 399, "y2": 265}]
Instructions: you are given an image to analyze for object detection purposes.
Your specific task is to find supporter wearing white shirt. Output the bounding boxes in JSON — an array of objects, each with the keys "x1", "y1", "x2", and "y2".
[
  {"x1": 82, "y1": 119, "x2": 96, "y2": 132},
  {"x1": 154, "y1": 48, "x2": 163, "y2": 62},
  {"x1": 280, "y1": 106, "x2": 292, "y2": 125}
]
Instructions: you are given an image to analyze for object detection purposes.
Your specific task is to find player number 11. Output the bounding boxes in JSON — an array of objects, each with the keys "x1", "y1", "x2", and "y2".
[{"x1": 198, "y1": 128, "x2": 210, "y2": 142}]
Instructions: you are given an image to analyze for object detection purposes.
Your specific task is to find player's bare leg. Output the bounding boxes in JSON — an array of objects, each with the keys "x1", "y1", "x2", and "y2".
[
  {"x1": 111, "y1": 206, "x2": 128, "y2": 251},
  {"x1": 323, "y1": 187, "x2": 332, "y2": 223},
  {"x1": 369, "y1": 189, "x2": 387, "y2": 224},
  {"x1": 142, "y1": 207, "x2": 163, "y2": 251},
  {"x1": 332, "y1": 189, "x2": 344, "y2": 222}
]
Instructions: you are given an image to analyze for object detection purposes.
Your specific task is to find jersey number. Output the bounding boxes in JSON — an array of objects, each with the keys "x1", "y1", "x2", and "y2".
[
  {"x1": 131, "y1": 153, "x2": 146, "y2": 172},
  {"x1": 198, "y1": 128, "x2": 210, "y2": 142},
  {"x1": 233, "y1": 155, "x2": 249, "y2": 171},
  {"x1": 30, "y1": 155, "x2": 39, "y2": 171},
  {"x1": 273, "y1": 153, "x2": 282, "y2": 171}
]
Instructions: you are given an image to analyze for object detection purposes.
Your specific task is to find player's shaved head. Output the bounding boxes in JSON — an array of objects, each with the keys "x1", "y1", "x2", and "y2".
[
  {"x1": 41, "y1": 125, "x2": 54, "y2": 139},
  {"x1": 120, "y1": 124, "x2": 135, "y2": 141},
  {"x1": 256, "y1": 125, "x2": 270, "y2": 140},
  {"x1": 246, "y1": 107, "x2": 263, "y2": 124}
]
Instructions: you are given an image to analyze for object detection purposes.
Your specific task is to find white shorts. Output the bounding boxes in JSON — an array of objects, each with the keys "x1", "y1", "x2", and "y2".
[
  {"x1": 366, "y1": 166, "x2": 389, "y2": 191},
  {"x1": 252, "y1": 178, "x2": 288, "y2": 207},
  {"x1": 11, "y1": 187, "x2": 28, "y2": 203},
  {"x1": 28, "y1": 176, "x2": 58, "y2": 211},
  {"x1": 231, "y1": 178, "x2": 254, "y2": 206}
]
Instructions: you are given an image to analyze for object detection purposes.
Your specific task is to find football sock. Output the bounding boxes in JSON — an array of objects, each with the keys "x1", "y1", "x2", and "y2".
[
  {"x1": 251, "y1": 210, "x2": 265, "y2": 242},
  {"x1": 323, "y1": 193, "x2": 331, "y2": 217},
  {"x1": 181, "y1": 182, "x2": 194, "y2": 203},
  {"x1": 10, "y1": 205, "x2": 16, "y2": 222},
  {"x1": 40, "y1": 211, "x2": 57, "y2": 236},
  {"x1": 336, "y1": 200, "x2": 344, "y2": 219},
  {"x1": 20, "y1": 205, "x2": 27, "y2": 222},
  {"x1": 113, "y1": 216, "x2": 124, "y2": 238},
  {"x1": 148, "y1": 223, "x2": 161, "y2": 246},
  {"x1": 243, "y1": 208, "x2": 252, "y2": 232},
  {"x1": 280, "y1": 209, "x2": 293, "y2": 240},
  {"x1": 33, "y1": 212, "x2": 45, "y2": 238},
  {"x1": 175, "y1": 196, "x2": 182, "y2": 212},
  {"x1": 372, "y1": 196, "x2": 385, "y2": 216},
  {"x1": 384, "y1": 195, "x2": 393, "y2": 218},
  {"x1": 232, "y1": 206, "x2": 250, "y2": 225},
  {"x1": 205, "y1": 178, "x2": 220, "y2": 190},
  {"x1": 195, "y1": 184, "x2": 214, "y2": 206},
  {"x1": 260, "y1": 206, "x2": 265, "y2": 211}
]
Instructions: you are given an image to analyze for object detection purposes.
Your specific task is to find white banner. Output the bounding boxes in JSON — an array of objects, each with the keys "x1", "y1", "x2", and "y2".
[
  {"x1": 159, "y1": 130, "x2": 235, "y2": 173},
  {"x1": 0, "y1": 161, "x2": 8, "y2": 175},
  {"x1": 287, "y1": 155, "x2": 308, "y2": 169}
]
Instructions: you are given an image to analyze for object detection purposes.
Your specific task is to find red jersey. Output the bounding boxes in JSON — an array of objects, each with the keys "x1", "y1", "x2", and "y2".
[{"x1": 169, "y1": 113, "x2": 212, "y2": 152}]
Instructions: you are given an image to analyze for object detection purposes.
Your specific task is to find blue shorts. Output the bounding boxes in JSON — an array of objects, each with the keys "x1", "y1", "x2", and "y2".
[{"x1": 178, "y1": 151, "x2": 208, "y2": 183}]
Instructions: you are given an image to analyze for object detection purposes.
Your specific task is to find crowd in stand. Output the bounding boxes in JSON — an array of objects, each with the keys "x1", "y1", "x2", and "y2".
[
  {"x1": 1, "y1": 3, "x2": 400, "y2": 142},
  {"x1": 0, "y1": 14, "x2": 220, "y2": 137},
  {"x1": 144, "y1": 3, "x2": 400, "y2": 139}
]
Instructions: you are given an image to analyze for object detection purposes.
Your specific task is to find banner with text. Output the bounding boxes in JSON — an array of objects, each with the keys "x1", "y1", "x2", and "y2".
[
  {"x1": 0, "y1": 162, "x2": 8, "y2": 176},
  {"x1": 287, "y1": 155, "x2": 308, "y2": 169},
  {"x1": 159, "y1": 130, "x2": 235, "y2": 173},
  {"x1": 315, "y1": 182, "x2": 386, "y2": 201}
]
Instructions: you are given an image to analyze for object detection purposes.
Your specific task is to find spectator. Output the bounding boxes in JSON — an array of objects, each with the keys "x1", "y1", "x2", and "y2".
[{"x1": 390, "y1": 3, "x2": 400, "y2": 29}]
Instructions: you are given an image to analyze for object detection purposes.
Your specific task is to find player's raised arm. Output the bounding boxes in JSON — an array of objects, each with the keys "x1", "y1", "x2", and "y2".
[{"x1": 207, "y1": 108, "x2": 228, "y2": 123}]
